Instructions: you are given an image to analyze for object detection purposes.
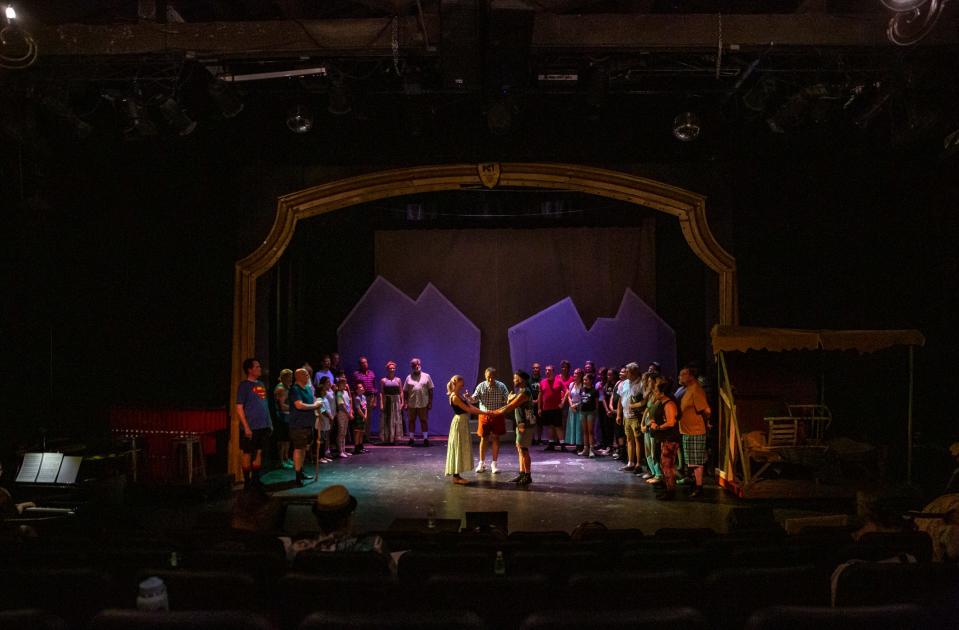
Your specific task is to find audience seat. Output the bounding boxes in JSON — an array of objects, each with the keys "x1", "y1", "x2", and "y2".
[
  {"x1": 298, "y1": 610, "x2": 485, "y2": 630},
  {"x1": 654, "y1": 527, "x2": 717, "y2": 542},
  {"x1": 620, "y1": 547, "x2": 711, "y2": 577},
  {"x1": 574, "y1": 528, "x2": 644, "y2": 544},
  {"x1": 745, "y1": 604, "x2": 930, "y2": 630},
  {"x1": 855, "y1": 531, "x2": 934, "y2": 563},
  {"x1": 507, "y1": 531, "x2": 570, "y2": 545},
  {"x1": 0, "y1": 568, "x2": 117, "y2": 627},
  {"x1": 132, "y1": 569, "x2": 261, "y2": 611},
  {"x1": 508, "y1": 550, "x2": 602, "y2": 578},
  {"x1": 832, "y1": 561, "x2": 959, "y2": 607},
  {"x1": 520, "y1": 607, "x2": 708, "y2": 630},
  {"x1": 187, "y1": 550, "x2": 286, "y2": 586},
  {"x1": 90, "y1": 609, "x2": 274, "y2": 630},
  {"x1": 277, "y1": 574, "x2": 398, "y2": 629},
  {"x1": 705, "y1": 565, "x2": 828, "y2": 630},
  {"x1": 568, "y1": 570, "x2": 691, "y2": 609},
  {"x1": 291, "y1": 550, "x2": 391, "y2": 576},
  {"x1": 425, "y1": 574, "x2": 548, "y2": 630},
  {"x1": 397, "y1": 550, "x2": 494, "y2": 582},
  {"x1": 0, "y1": 609, "x2": 68, "y2": 630}
]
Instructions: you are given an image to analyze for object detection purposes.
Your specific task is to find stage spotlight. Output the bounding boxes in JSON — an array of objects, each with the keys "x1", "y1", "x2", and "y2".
[
  {"x1": 207, "y1": 79, "x2": 244, "y2": 119},
  {"x1": 286, "y1": 104, "x2": 313, "y2": 133},
  {"x1": 766, "y1": 84, "x2": 828, "y2": 133},
  {"x1": 845, "y1": 81, "x2": 890, "y2": 129},
  {"x1": 487, "y1": 96, "x2": 518, "y2": 136},
  {"x1": 585, "y1": 67, "x2": 609, "y2": 113},
  {"x1": 883, "y1": 0, "x2": 950, "y2": 46},
  {"x1": 881, "y1": 0, "x2": 929, "y2": 10},
  {"x1": 405, "y1": 203, "x2": 425, "y2": 221},
  {"x1": 121, "y1": 96, "x2": 157, "y2": 138},
  {"x1": 5, "y1": 4, "x2": 15, "y2": 22},
  {"x1": 672, "y1": 112, "x2": 701, "y2": 142},
  {"x1": 327, "y1": 80, "x2": 351, "y2": 116},
  {"x1": 151, "y1": 95, "x2": 196, "y2": 136},
  {"x1": 743, "y1": 77, "x2": 776, "y2": 113}
]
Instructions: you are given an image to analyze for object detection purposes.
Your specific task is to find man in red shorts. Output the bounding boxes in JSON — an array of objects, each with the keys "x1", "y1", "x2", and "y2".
[{"x1": 470, "y1": 367, "x2": 511, "y2": 474}]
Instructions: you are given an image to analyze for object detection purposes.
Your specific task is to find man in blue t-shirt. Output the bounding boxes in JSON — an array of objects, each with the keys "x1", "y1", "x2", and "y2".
[{"x1": 236, "y1": 357, "x2": 273, "y2": 489}]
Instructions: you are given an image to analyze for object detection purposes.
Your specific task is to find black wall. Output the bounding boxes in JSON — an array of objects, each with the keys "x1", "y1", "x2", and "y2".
[{"x1": 4, "y1": 112, "x2": 957, "y2": 459}]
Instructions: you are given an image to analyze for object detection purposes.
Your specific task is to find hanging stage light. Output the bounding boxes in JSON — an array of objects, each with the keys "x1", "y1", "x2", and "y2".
[
  {"x1": 121, "y1": 96, "x2": 157, "y2": 138},
  {"x1": 151, "y1": 95, "x2": 197, "y2": 136},
  {"x1": 286, "y1": 104, "x2": 313, "y2": 134},
  {"x1": 207, "y1": 79, "x2": 244, "y2": 119},
  {"x1": 672, "y1": 112, "x2": 702, "y2": 142},
  {"x1": 327, "y1": 80, "x2": 352, "y2": 116},
  {"x1": 882, "y1": 0, "x2": 950, "y2": 46}
]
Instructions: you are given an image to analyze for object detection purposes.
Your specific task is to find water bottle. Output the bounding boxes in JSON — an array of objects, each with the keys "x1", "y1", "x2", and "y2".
[
  {"x1": 137, "y1": 576, "x2": 169, "y2": 611},
  {"x1": 426, "y1": 505, "x2": 436, "y2": 529},
  {"x1": 494, "y1": 550, "x2": 506, "y2": 576}
]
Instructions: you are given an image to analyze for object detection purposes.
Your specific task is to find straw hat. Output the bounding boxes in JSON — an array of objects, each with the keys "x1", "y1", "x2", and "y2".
[{"x1": 313, "y1": 485, "x2": 357, "y2": 513}]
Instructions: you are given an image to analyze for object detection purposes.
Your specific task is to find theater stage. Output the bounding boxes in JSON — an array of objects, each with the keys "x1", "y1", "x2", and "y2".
[{"x1": 259, "y1": 438, "x2": 853, "y2": 535}]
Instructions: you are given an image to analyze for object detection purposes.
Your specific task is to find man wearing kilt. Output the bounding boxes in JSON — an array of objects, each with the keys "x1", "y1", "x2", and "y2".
[{"x1": 678, "y1": 366, "x2": 711, "y2": 498}]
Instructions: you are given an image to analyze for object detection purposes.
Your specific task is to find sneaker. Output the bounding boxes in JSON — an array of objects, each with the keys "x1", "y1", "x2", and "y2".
[
  {"x1": 423, "y1": 439, "x2": 430, "y2": 447},
  {"x1": 641, "y1": 472, "x2": 653, "y2": 479},
  {"x1": 281, "y1": 460, "x2": 294, "y2": 469},
  {"x1": 588, "y1": 450, "x2": 596, "y2": 458},
  {"x1": 475, "y1": 461, "x2": 487, "y2": 473},
  {"x1": 338, "y1": 452, "x2": 351, "y2": 459},
  {"x1": 595, "y1": 448, "x2": 609, "y2": 456},
  {"x1": 508, "y1": 473, "x2": 524, "y2": 483},
  {"x1": 575, "y1": 449, "x2": 585, "y2": 456},
  {"x1": 407, "y1": 438, "x2": 415, "y2": 447},
  {"x1": 490, "y1": 461, "x2": 500, "y2": 474},
  {"x1": 319, "y1": 457, "x2": 332, "y2": 464},
  {"x1": 300, "y1": 470, "x2": 314, "y2": 480},
  {"x1": 647, "y1": 477, "x2": 663, "y2": 485}
]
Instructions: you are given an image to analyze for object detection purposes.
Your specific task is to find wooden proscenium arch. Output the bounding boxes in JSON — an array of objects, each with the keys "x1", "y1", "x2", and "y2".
[{"x1": 228, "y1": 163, "x2": 737, "y2": 478}]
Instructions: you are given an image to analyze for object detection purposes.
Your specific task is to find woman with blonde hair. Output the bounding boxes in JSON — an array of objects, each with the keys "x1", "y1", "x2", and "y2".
[{"x1": 445, "y1": 375, "x2": 484, "y2": 485}]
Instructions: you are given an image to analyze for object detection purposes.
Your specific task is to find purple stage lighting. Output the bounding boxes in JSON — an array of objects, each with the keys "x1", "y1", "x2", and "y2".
[
  {"x1": 337, "y1": 276, "x2": 481, "y2": 436},
  {"x1": 508, "y1": 289, "x2": 677, "y2": 379}
]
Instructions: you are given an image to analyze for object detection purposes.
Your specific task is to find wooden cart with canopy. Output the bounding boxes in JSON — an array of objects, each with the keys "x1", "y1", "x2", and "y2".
[{"x1": 712, "y1": 325, "x2": 924, "y2": 499}]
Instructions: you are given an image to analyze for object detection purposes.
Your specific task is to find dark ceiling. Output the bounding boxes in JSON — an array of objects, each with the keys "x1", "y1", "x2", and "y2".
[{"x1": 2, "y1": 0, "x2": 958, "y2": 162}]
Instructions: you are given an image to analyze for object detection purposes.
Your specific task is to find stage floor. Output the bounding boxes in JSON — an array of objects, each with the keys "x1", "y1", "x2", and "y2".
[{"x1": 260, "y1": 438, "x2": 854, "y2": 535}]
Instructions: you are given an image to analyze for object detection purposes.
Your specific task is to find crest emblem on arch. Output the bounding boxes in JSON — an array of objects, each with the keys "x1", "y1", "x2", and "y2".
[{"x1": 478, "y1": 163, "x2": 501, "y2": 189}]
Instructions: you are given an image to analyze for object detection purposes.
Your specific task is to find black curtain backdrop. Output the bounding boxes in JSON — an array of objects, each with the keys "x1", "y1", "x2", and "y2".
[{"x1": 373, "y1": 225, "x2": 656, "y2": 373}]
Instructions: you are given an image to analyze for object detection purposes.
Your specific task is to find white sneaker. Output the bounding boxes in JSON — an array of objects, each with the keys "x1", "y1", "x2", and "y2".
[
  {"x1": 588, "y1": 450, "x2": 596, "y2": 458},
  {"x1": 490, "y1": 461, "x2": 499, "y2": 474},
  {"x1": 475, "y1": 461, "x2": 487, "y2": 473}
]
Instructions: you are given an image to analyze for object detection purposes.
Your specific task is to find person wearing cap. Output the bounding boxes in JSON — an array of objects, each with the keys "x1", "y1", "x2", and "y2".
[{"x1": 281, "y1": 485, "x2": 395, "y2": 574}]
